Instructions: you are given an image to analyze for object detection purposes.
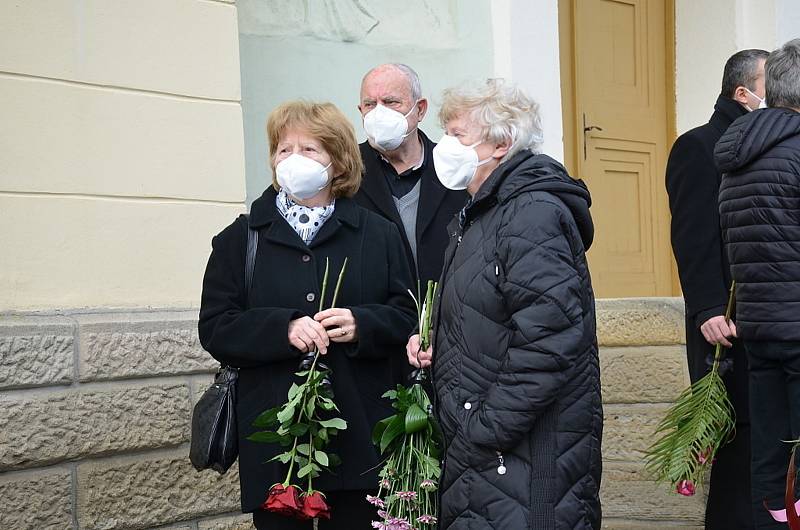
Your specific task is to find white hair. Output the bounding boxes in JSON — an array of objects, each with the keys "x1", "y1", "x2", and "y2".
[
  {"x1": 362, "y1": 63, "x2": 423, "y2": 101},
  {"x1": 439, "y1": 79, "x2": 544, "y2": 160}
]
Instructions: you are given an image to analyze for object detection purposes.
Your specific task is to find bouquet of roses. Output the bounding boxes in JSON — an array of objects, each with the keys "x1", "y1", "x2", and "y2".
[
  {"x1": 247, "y1": 258, "x2": 349, "y2": 521},
  {"x1": 644, "y1": 283, "x2": 737, "y2": 497},
  {"x1": 367, "y1": 281, "x2": 442, "y2": 529}
]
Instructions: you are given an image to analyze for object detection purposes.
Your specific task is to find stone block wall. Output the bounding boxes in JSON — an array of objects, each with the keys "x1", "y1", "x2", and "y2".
[{"x1": 0, "y1": 299, "x2": 705, "y2": 529}]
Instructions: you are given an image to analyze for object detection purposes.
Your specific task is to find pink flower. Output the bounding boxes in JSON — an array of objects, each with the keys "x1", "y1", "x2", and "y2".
[
  {"x1": 396, "y1": 490, "x2": 417, "y2": 501},
  {"x1": 367, "y1": 495, "x2": 386, "y2": 508},
  {"x1": 417, "y1": 514, "x2": 438, "y2": 524},
  {"x1": 377, "y1": 510, "x2": 388, "y2": 519},
  {"x1": 379, "y1": 478, "x2": 391, "y2": 489},
  {"x1": 387, "y1": 517, "x2": 412, "y2": 530},
  {"x1": 371, "y1": 522, "x2": 387, "y2": 530},
  {"x1": 419, "y1": 479, "x2": 437, "y2": 491},
  {"x1": 696, "y1": 447, "x2": 714, "y2": 465},
  {"x1": 676, "y1": 479, "x2": 696, "y2": 496}
]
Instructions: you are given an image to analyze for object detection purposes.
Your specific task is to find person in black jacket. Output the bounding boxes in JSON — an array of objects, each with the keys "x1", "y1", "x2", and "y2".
[
  {"x1": 355, "y1": 63, "x2": 468, "y2": 286},
  {"x1": 665, "y1": 48, "x2": 767, "y2": 529},
  {"x1": 199, "y1": 101, "x2": 417, "y2": 529},
  {"x1": 717, "y1": 39, "x2": 800, "y2": 529},
  {"x1": 409, "y1": 80, "x2": 601, "y2": 529}
]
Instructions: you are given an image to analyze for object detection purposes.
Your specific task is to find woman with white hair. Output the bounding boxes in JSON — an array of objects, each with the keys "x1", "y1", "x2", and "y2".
[{"x1": 408, "y1": 80, "x2": 602, "y2": 529}]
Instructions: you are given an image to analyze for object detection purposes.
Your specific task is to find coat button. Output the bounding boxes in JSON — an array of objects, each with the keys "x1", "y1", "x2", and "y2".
[
  {"x1": 463, "y1": 402, "x2": 472, "y2": 410},
  {"x1": 306, "y1": 293, "x2": 316, "y2": 303},
  {"x1": 302, "y1": 255, "x2": 311, "y2": 263}
]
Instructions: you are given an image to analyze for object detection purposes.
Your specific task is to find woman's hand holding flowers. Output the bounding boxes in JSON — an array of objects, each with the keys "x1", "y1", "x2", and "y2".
[
  {"x1": 406, "y1": 334, "x2": 432, "y2": 368},
  {"x1": 288, "y1": 316, "x2": 330, "y2": 354},
  {"x1": 315, "y1": 308, "x2": 358, "y2": 343}
]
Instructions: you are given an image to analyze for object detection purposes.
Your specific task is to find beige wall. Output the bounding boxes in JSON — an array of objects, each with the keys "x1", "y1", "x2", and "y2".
[{"x1": 0, "y1": 0, "x2": 246, "y2": 311}]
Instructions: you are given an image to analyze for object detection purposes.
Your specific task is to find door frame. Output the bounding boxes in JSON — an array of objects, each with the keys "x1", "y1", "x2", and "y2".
[{"x1": 557, "y1": 0, "x2": 680, "y2": 296}]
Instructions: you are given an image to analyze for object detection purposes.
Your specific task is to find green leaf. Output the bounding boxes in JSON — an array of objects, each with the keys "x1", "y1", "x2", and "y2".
[
  {"x1": 380, "y1": 415, "x2": 406, "y2": 453},
  {"x1": 371, "y1": 416, "x2": 395, "y2": 446},
  {"x1": 288, "y1": 423, "x2": 308, "y2": 437},
  {"x1": 295, "y1": 370, "x2": 310, "y2": 377},
  {"x1": 315, "y1": 450, "x2": 329, "y2": 466},
  {"x1": 318, "y1": 427, "x2": 328, "y2": 442},
  {"x1": 305, "y1": 399, "x2": 315, "y2": 419},
  {"x1": 404, "y1": 403, "x2": 428, "y2": 434},
  {"x1": 297, "y1": 463, "x2": 314, "y2": 478},
  {"x1": 246, "y1": 431, "x2": 287, "y2": 444},
  {"x1": 382, "y1": 389, "x2": 398, "y2": 400},
  {"x1": 277, "y1": 404, "x2": 296, "y2": 424},
  {"x1": 269, "y1": 452, "x2": 293, "y2": 464},
  {"x1": 319, "y1": 417, "x2": 347, "y2": 430},
  {"x1": 252, "y1": 407, "x2": 280, "y2": 428},
  {"x1": 328, "y1": 453, "x2": 342, "y2": 467},
  {"x1": 297, "y1": 443, "x2": 311, "y2": 456},
  {"x1": 288, "y1": 383, "x2": 302, "y2": 400}
]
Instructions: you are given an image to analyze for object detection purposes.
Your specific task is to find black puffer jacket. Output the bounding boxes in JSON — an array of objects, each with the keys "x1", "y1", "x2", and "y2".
[
  {"x1": 432, "y1": 150, "x2": 602, "y2": 529},
  {"x1": 716, "y1": 108, "x2": 800, "y2": 341}
]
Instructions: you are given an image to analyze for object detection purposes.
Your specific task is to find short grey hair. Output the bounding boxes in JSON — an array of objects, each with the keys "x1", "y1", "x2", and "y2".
[
  {"x1": 766, "y1": 39, "x2": 800, "y2": 109},
  {"x1": 362, "y1": 63, "x2": 423, "y2": 101},
  {"x1": 439, "y1": 79, "x2": 544, "y2": 161}
]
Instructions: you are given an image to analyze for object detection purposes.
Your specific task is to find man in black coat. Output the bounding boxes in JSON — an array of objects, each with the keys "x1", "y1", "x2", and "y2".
[
  {"x1": 355, "y1": 63, "x2": 468, "y2": 286},
  {"x1": 717, "y1": 39, "x2": 800, "y2": 528},
  {"x1": 665, "y1": 48, "x2": 767, "y2": 529}
]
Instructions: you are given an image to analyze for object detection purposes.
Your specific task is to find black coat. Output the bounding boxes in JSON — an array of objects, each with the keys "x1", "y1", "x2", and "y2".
[
  {"x1": 665, "y1": 96, "x2": 753, "y2": 529},
  {"x1": 717, "y1": 107, "x2": 800, "y2": 341},
  {"x1": 198, "y1": 188, "x2": 417, "y2": 512},
  {"x1": 665, "y1": 95, "x2": 749, "y2": 402},
  {"x1": 355, "y1": 131, "x2": 468, "y2": 285},
  {"x1": 432, "y1": 151, "x2": 602, "y2": 529}
]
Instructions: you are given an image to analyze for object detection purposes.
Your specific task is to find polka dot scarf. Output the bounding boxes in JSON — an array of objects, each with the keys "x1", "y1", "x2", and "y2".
[{"x1": 275, "y1": 189, "x2": 335, "y2": 245}]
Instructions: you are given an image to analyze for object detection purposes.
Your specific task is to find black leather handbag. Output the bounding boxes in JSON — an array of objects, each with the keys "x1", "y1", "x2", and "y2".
[{"x1": 190, "y1": 216, "x2": 258, "y2": 474}]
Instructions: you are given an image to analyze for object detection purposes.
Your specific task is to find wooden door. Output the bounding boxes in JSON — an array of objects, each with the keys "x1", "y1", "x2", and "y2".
[{"x1": 559, "y1": 0, "x2": 675, "y2": 297}]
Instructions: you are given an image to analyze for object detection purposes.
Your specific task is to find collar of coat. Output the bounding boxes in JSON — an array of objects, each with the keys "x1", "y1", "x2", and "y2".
[
  {"x1": 451, "y1": 149, "x2": 595, "y2": 250},
  {"x1": 249, "y1": 186, "x2": 359, "y2": 232},
  {"x1": 710, "y1": 95, "x2": 748, "y2": 133}
]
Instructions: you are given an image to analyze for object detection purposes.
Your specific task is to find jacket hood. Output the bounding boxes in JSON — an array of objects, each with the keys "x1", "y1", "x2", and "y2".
[
  {"x1": 715, "y1": 108, "x2": 800, "y2": 173},
  {"x1": 474, "y1": 150, "x2": 594, "y2": 250}
]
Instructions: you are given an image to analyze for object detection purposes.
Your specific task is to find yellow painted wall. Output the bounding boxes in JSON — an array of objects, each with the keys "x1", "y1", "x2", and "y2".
[{"x1": 0, "y1": 0, "x2": 246, "y2": 310}]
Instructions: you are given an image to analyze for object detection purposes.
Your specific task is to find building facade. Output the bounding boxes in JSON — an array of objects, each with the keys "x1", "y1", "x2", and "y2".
[{"x1": 0, "y1": 1, "x2": 797, "y2": 528}]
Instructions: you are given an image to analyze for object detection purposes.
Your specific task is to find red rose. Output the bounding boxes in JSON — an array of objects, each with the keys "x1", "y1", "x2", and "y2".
[
  {"x1": 262, "y1": 483, "x2": 303, "y2": 517},
  {"x1": 301, "y1": 490, "x2": 331, "y2": 519}
]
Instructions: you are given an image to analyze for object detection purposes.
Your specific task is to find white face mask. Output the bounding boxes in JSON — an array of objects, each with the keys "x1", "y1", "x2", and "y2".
[
  {"x1": 363, "y1": 103, "x2": 418, "y2": 152},
  {"x1": 432, "y1": 134, "x2": 493, "y2": 191},
  {"x1": 744, "y1": 87, "x2": 767, "y2": 111},
  {"x1": 275, "y1": 154, "x2": 331, "y2": 200}
]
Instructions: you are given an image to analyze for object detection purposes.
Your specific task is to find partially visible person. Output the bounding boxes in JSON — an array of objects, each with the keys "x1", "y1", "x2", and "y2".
[
  {"x1": 355, "y1": 63, "x2": 467, "y2": 285},
  {"x1": 717, "y1": 39, "x2": 800, "y2": 528},
  {"x1": 198, "y1": 101, "x2": 417, "y2": 529},
  {"x1": 408, "y1": 80, "x2": 602, "y2": 529},
  {"x1": 666, "y1": 48, "x2": 767, "y2": 529}
]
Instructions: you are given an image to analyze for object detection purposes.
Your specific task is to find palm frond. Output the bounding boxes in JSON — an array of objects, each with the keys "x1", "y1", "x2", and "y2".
[{"x1": 643, "y1": 282, "x2": 737, "y2": 492}]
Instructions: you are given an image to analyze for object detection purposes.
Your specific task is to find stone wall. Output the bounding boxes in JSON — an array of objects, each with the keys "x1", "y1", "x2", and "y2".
[{"x1": 0, "y1": 299, "x2": 703, "y2": 529}]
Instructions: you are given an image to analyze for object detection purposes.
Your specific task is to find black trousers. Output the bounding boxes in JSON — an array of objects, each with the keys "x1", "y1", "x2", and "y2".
[
  {"x1": 686, "y1": 314, "x2": 753, "y2": 529},
  {"x1": 252, "y1": 489, "x2": 376, "y2": 530},
  {"x1": 744, "y1": 340, "x2": 800, "y2": 529}
]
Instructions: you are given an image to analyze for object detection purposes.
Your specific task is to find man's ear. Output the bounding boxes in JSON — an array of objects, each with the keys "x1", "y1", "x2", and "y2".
[
  {"x1": 416, "y1": 98, "x2": 429, "y2": 122},
  {"x1": 733, "y1": 86, "x2": 749, "y2": 106}
]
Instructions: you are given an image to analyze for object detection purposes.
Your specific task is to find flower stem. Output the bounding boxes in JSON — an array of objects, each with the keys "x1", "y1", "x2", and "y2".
[{"x1": 283, "y1": 436, "x2": 299, "y2": 485}]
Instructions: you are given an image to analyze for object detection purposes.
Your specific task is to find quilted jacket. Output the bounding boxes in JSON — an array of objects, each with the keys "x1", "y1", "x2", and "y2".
[
  {"x1": 716, "y1": 107, "x2": 800, "y2": 341},
  {"x1": 432, "y1": 150, "x2": 603, "y2": 529}
]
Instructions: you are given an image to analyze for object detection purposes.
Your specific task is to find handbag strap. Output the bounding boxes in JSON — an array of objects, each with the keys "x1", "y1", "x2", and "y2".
[{"x1": 218, "y1": 215, "x2": 257, "y2": 374}]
